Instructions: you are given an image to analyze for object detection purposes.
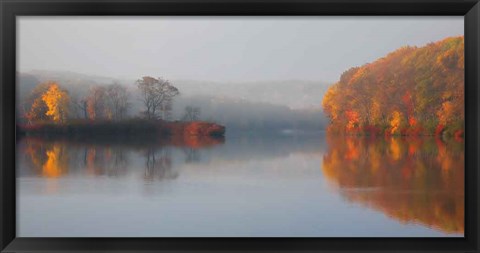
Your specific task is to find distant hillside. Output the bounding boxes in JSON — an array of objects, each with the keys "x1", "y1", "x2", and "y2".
[
  {"x1": 173, "y1": 79, "x2": 330, "y2": 110},
  {"x1": 17, "y1": 72, "x2": 40, "y2": 103},
  {"x1": 28, "y1": 69, "x2": 117, "y2": 84},
  {"x1": 322, "y1": 36, "x2": 464, "y2": 137},
  {"x1": 19, "y1": 70, "x2": 330, "y2": 110},
  {"x1": 17, "y1": 70, "x2": 125, "y2": 101},
  {"x1": 172, "y1": 95, "x2": 327, "y2": 132}
]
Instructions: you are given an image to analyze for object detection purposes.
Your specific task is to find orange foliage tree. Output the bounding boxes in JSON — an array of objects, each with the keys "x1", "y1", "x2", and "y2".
[
  {"x1": 322, "y1": 36, "x2": 464, "y2": 137},
  {"x1": 86, "y1": 86, "x2": 106, "y2": 120},
  {"x1": 41, "y1": 83, "x2": 70, "y2": 123}
]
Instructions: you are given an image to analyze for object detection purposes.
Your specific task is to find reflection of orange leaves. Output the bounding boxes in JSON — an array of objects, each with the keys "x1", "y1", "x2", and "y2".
[
  {"x1": 344, "y1": 139, "x2": 360, "y2": 160},
  {"x1": 389, "y1": 138, "x2": 401, "y2": 161},
  {"x1": 105, "y1": 148, "x2": 112, "y2": 161},
  {"x1": 435, "y1": 139, "x2": 456, "y2": 173},
  {"x1": 368, "y1": 146, "x2": 381, "y2": 173},
  {"x1": 401, "y1": 166, "x2": 412, "y2": 180},
  {"x1": 322, "y1": 134, "x2": 464, "y2": 234},
  {"x1": 42, "y1": 145, "x2": 65, "y2": 178},
  {"x1": 86, "y1": 148, "x2": 97, "y2": 175},
  {"x1": 437, "y1": 141, "x2": 452, "y2": 171},
  {"x1": 408, "y1": 145, "x2": 416, "y2": 156},
  {"x1": 322, "y1": 150, "x2": 341, "y2": 181},
  {"x1": 407, "y1": 139, "x2": 422, "y2": 156}
]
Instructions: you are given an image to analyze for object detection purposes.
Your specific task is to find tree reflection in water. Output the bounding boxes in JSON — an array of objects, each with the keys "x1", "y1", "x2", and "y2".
[
  {"x1": 83, "y1": 146, "x2": 129, "y2": 177},
  {"x1": 23, "y1": 138, "x2": 69, "y2": 178},
  {"x1": 19, "y1": 134, "x2": 463, "y2": 234},
  {"x1": 322, "y1": 134, "x2": 464, "y2": 234},
  {"x1": 144, "y1": 148, "x2": 177, "y2": 181},
  {"x1": 19, "y1": 135, "x2": 224, "y2": 181}
]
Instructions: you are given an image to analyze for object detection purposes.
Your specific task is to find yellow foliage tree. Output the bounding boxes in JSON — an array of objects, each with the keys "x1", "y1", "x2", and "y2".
[
  {"x1": 41, "y1": 83, "x2": 70, "y2": 123},
  {"x1": 389, "y1": 111, "x2": 403, "y2": 134}
]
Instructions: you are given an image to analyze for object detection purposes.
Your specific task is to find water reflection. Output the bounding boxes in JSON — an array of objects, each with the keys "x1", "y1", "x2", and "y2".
[
  {"x1": 144, "y1": 148, "x2": 177, "y2": 181},
  {"x1": 182, "y1": 148, "x2": 201, "y2": 163},
  {"x1": 322, "y1": 135, "x2": 464, "y2": 234},
  {"x1": 19, "y1": 135, "x2": 225, "y2": 180},
  {"x1": 17, "y1": 133, "x2": 464, "y2": 237}
]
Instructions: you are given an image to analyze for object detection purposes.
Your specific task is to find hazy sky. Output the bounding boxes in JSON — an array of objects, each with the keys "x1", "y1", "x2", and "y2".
[{"x1": 18, "y1": 16, "x2": 463, "y2": 82}]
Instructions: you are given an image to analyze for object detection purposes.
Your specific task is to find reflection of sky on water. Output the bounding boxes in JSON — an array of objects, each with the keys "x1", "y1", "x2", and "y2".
[{"x1": 16, "y1": 133, "x2": 463, "y2": 237}]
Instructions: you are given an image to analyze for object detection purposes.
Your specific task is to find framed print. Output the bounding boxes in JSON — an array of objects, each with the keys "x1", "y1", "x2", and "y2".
[{"x1": 1, "y1": 0, "x2": 479, "y2": 252}]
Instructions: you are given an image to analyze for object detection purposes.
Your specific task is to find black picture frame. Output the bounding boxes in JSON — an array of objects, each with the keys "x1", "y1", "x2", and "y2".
[{"x1": 1, "y1": 0, "x2": 479, "y2": 252}]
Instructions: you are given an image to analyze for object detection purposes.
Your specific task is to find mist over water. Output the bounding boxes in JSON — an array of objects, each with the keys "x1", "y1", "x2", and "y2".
[
  {"x1": 17, "y1": 132, "x2": 463, "y2": 237},
  {"x1": 15, "y1": 16, "x2": 464, "y2": 238}
]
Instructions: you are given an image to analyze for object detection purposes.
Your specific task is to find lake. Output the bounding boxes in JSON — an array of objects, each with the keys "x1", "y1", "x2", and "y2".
[{"x1": 16, "y1": 132, "x2": 464, "y2": 237}]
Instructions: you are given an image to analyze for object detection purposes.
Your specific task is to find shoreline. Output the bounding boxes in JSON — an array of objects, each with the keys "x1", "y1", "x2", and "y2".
[{"x1": 17, "y1": 120, "x2": 226, "y2": 138}]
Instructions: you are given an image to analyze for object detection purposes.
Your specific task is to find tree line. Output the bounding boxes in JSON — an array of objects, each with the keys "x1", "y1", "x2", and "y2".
[
  {"x1": 21, "y1": 76, "x2": 202, "y2": 125},
  {"x1": 322, "y1": 36, "x2": 464, "y2": 137}
]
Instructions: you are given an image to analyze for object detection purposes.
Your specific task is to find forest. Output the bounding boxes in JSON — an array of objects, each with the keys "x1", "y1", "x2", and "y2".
[
  {"x1": 322, "y1": 36, "x2": 464, "y2": 138},
  {"x1": 21, "y1": 76, "x2": 178, "y2": 124}
]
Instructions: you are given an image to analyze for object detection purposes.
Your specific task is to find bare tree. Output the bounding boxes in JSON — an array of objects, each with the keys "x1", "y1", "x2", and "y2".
[
  {"x1": 105, "y1": 83, "x2": 129, "y2": 120},
  {"x1": 182, "y1": 106, "x2": 201, "y2": 121},
  {"x1": 136, "y1": 76, "x2": 179, "y2": 120},
  {"x1": 71, "y1": 94, "x2": 88, "y2": 119}
]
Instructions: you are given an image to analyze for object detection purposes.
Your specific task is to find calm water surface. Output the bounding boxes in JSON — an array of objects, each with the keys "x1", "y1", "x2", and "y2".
[{"x1": 16, "y1": 133, "x2": 464, "y2": 237}]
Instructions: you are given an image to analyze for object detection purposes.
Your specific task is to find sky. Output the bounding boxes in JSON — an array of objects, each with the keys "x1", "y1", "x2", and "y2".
[{"x1": 18, "y1": 16, "x2": 463, "y2": 83}]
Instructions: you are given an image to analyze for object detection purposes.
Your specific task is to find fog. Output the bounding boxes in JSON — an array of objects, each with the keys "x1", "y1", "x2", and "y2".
[
  {"x1": 18, "y1": 17, "x2": 463, "y2": 83},
  {"x1": 16, "y1": 16, "x2": 465, "y2": 238}
]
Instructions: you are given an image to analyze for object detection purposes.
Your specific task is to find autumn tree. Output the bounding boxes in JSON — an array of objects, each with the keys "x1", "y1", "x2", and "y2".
[
  {"x1": 41, "y1": 83, "x2": 70, "y2": 123},
  {"x1": 86, "y1": 86, "x2": 106, "y2": 120},
  {"x1": 136, "y1": 76, "x2": 180, "y2": 120},
  {"x1": 322, "y1": 36, "x2": 464, "y2": 137}
]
